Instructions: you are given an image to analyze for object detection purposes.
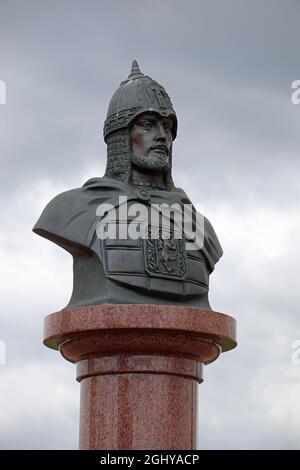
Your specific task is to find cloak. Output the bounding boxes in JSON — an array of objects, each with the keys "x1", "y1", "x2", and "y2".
[{"x1": 33, "y1": 177, "x2": 223, "y2": 273}]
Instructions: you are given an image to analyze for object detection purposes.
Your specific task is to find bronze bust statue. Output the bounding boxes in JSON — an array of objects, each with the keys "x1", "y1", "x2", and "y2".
[{"x1": 33, "y1": 61, "x2": 222, "y2": 310}]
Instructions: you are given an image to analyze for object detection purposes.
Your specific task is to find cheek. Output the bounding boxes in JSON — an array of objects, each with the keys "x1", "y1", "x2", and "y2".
[
  {"x1": 131, "y1": 131, "x2": 147, "y2": 152},
  {"x1": 132, "y1": 133, "x2": 143, "y2": 145}
]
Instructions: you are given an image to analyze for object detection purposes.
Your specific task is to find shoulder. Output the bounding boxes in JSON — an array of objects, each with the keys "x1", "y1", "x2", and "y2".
[
  {"x1": 33, "y1": 177, "x2": 126, "y2": 254},
  {"x1": 175, "y1": 187, "x2": 223, "y2": 270},
  {"x1": 202, "y1": 215, "x2": 223, "y2": 270},
  {"x1": 32, "y1": 187, "x2": 90, "y2": 255},
  {"x1": 33, "y1": 187, "x2": 83, "y2": 234},
  {"x1": 33, "y1": 176, "x2": 116, "y2": 233}
]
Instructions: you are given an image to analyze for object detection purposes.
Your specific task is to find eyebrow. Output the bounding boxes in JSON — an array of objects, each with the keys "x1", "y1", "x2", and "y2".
[
  {"x1": 137, "y1": 115, "x2": 156, "y2": 122},
  {"x1": 137, "y1": 115, "x2": 173, "y2": 125}
]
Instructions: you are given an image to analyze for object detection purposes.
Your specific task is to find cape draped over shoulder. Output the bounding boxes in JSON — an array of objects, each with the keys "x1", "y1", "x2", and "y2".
[{"x1": 33, "y1": 177, "x2": 223, "y2": 272}]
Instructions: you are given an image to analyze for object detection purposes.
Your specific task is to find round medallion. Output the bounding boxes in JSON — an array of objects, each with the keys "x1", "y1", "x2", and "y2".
[{"x1": 136, "y1": 188, "x2": 151, "y2": 202}]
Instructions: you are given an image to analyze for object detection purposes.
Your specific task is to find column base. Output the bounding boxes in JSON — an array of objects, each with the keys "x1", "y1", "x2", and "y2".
[{"x1": 44, "y1": 304, "x2": 237, "y2": 450}]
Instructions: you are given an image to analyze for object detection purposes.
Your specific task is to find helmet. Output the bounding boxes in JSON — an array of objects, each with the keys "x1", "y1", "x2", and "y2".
[{"x1": 103, "y1": 60, "x2": 177, "y2": 142}]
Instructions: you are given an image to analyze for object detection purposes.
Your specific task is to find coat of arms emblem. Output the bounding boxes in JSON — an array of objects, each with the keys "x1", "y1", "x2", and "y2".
[{"x1": 144, "y1": 226, "x2": 186, "y2": 279}]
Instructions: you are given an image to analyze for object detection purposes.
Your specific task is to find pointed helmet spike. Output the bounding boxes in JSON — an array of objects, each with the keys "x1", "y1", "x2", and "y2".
[{"x1": 128, "y1": 59, "x2": 143, "y2": 79}]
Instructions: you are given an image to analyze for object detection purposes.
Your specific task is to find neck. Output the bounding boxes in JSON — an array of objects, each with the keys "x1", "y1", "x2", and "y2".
[{"x1": 131, "y1": 167, "x2": 166, "y2": 190}]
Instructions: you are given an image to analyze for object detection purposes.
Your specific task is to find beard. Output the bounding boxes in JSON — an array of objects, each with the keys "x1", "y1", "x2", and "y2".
[{"x1": 131, "y1": 152, "x2": 170, "y2": 172}]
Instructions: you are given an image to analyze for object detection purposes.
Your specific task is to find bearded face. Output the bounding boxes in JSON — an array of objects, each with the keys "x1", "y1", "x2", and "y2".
[{"x1": 130, "y1": 112, "x2": 174, "y2": 173}]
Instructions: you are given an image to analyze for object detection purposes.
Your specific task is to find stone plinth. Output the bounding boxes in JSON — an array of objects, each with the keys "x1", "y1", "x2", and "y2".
[{"x1": 44, "y1": 304, "x2": 236, "y2": 450}]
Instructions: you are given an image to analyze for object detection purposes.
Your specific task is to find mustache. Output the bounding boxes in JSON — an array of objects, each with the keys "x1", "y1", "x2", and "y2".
[{"x1": 149, "y1": 144, "x2": 169, "y2": 154}]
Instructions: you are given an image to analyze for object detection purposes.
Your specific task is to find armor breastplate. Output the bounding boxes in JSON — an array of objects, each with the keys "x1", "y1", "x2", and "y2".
[{"x1": 93, "y1": 206, "x2": 209, "y2": 298}]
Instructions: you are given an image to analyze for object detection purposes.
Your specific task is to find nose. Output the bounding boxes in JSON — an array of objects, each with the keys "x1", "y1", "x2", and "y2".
[{"x1": 154, "y1": 122, "x2": 167, "y2": 141}]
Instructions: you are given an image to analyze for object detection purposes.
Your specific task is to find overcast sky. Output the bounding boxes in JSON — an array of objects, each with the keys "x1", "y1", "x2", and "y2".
[{"x1": 0, "y1": 0, "x2": 300, "y2": 449}]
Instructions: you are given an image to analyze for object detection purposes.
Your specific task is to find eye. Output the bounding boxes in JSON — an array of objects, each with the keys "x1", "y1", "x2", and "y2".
[
  {"x1": 142, "y1": 120, "x2": 153, "y2": 130},
  {"x1": 163, "y1": 118, "x2": 173, "y2": 130}
]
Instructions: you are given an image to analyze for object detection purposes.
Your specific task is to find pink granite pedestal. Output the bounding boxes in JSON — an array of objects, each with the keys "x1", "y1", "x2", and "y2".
[{"x1": 44, "y1": 304, "x2": 236, "y2": 450}]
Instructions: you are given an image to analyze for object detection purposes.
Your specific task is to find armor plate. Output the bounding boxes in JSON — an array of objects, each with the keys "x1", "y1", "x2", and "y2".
[{"x1": 95, "y1": 219, "x2": 209, "y2": 298}]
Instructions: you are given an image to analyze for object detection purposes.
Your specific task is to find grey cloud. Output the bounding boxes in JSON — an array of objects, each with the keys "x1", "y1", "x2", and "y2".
[
  {"x1": 0, "y1": 0, "x2": 299, "y2": 207},
  {"x1": 0, "y1": 0, "x2": 300, "y2": 450}
]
